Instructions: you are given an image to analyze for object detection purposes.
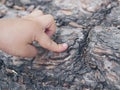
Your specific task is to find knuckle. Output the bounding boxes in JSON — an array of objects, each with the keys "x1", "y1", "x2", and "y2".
[
  {"x1": 47, "y1": 14, "x2": 54, "y2": 20},
  {"x1": 38, "y1": 10, "x2": 43, "y2": 13},
  {"x1": 36, "y1": 10, "x2": 43, "y2": 14}
]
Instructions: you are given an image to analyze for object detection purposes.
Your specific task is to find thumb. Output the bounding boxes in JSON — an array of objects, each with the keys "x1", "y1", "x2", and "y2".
[{"x1": 35, "y1": 32, "x2": 68, "y2": 52}]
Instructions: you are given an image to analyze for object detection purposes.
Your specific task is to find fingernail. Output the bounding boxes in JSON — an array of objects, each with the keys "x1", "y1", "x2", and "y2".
[{"x1": 62, "y1": 43, "x2": 68, "y2": 49}]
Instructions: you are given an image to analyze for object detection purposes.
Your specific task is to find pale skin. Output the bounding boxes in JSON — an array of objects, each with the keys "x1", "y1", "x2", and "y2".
[{"x1": 0, "y1": 10, "x2": 68, "y2": 57}]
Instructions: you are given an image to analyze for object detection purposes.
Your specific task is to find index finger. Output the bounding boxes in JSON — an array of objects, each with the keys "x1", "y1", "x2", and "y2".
[{"x1": 35, "y1": 32, "x2": 68, "y2": 52}]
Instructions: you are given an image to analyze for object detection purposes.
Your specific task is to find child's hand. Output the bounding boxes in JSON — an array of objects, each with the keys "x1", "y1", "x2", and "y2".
[{"x1": 0, "y1": 10, "x2": 68, "y2": 57}]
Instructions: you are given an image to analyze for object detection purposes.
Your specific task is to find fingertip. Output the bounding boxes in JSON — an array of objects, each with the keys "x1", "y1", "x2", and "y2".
[
  {"x1": 57, "y1": 43, "x2": 68, "y2": 52},
  {"x1": 62, "y1": 43, "x2": 68, "y2": 49}
]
